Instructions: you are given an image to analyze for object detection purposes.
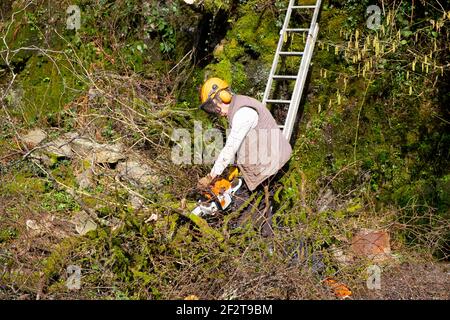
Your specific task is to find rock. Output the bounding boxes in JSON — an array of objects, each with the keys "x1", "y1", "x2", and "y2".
[
  {"x1": 76, "y1": 168, "x2": 94, "y2": 189},
  {"x1": 29, "y1": 152, "x2": 52, "y2": 166},
  {"x1": 44, "y1": 132, "x2": 76, "y2": 158},
  {"x1": 69, "y1": 136, "x2": 99, "y2": 157},
  {"x1": 26, "y1": 219, "x2": 40, "y2": 231},
  {"x1": 70, "y1": 136, "x2": 125, "y2": 164},
  {"x1": 130, "y1": 194, "x2": 144, "y2": 210},
  {"x1": 21, "y1": 129, "x2": 47, "y2": 148},
  {"x1": 25, "y1": 215, "x2": 69, "y2": 238},
  {"x1": 351, "y1": 229, "x2": 391, "y2": 262},
  {"x1": 24, "y1": 130, "x2": 126, "y2": 164},
  {"x1": 91, "y1": 144, "x2": 125, "y2": 164},
  {"x1": 117, "y1": 160, "x2": 158, "y2": 186},
  {"x1": 72, "y1": 211, "x2": 97, "y2": 235}
]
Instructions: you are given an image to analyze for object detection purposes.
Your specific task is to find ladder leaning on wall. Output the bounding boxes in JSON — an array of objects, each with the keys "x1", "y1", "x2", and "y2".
[{"x1": 262, "y1": 0, "x2": 322, "y2": 141}]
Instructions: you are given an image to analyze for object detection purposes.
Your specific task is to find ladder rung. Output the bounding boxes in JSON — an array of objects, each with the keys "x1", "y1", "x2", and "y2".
[
  {"x1": 292, "y1": 5, "x2": 316, "y2": 9},
  {"x1": 285, "y1": 28, "x2": 309, "y2": 32},
  {"x1": 273, "y1": 75, "x2": 297, "y2": 80},
  {"x1": 266, "y1": 99, "x2": 291, "y2": 104},
  {"x1": 279, "y1": 51, "x2": 304, "y2": 56}
]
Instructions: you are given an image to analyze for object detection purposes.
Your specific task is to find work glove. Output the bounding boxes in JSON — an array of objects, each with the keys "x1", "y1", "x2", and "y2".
[{"x1": 197, "y1": 174, "x2": 213, "y2": 190}]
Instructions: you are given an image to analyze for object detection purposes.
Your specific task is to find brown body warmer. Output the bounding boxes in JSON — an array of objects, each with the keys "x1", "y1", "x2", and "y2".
[{"x1": 227, "y1": 95, "x2": 293, "y2": 191}]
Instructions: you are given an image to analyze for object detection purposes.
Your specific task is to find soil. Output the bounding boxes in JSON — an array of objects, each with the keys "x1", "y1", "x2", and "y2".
[{"x1": 354, "y1": 262, "x2": 450, "y2": 300}]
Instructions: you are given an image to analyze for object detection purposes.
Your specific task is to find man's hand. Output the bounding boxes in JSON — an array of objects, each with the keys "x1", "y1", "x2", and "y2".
[{"x1": 197, "y1": 174, "x2": 213, "y2": 190}]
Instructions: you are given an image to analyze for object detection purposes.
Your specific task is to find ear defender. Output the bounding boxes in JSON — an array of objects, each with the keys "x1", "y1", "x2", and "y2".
[
  {"x1": 209, "y1": 85, "x2": 232, "y2": 104},
  {"x1": 218, "y1": 89, "x2": 232, "y2": 104}
]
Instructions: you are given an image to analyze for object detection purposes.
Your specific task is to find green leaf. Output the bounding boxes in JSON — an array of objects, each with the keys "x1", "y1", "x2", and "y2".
[{"x1": 401, "y1": 30, "x2": 413, "y2": 38}]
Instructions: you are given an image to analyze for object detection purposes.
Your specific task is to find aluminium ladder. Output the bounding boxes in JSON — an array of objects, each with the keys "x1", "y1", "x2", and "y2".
[{"x1": 262, "y1": 0, "x2": 322, "y2": 141}]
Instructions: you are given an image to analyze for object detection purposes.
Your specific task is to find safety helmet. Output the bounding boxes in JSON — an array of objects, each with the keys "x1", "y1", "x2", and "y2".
[{"x1": 199, "y1": 78, "x2": 233, "y2": 114}]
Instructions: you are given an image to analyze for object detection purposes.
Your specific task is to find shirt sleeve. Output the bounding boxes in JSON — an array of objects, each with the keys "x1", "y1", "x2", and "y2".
[{"x1": 210, "y1": 107, "x2": 258, "y2": 178}]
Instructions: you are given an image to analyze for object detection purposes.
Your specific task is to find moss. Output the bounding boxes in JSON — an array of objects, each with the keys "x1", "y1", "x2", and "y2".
[
  {"x1": 42, "y1": 237, "x2": 80, "y2": 279},
  {"x1": 1, "y1": 174, "x2": 45, "y2": 195},
  {"x1": 203, "y1": 0, "x2": 232, "y2": 12},
  {"x1": 205, "y1": 59, "x2": 248, "y2": 92},
  {"x1": 221, "y1": 38, "x2": 245, "y2": 60},
  {"x1": 13, "y1": 54, "x2": 82, "y2": 123},
  {"x1": 0, "y1": 227, "x2": 18, "y2": 243},
  {"x1": 186, "y1": 213, "x2": 224, "y2": 242},
  {"x1": 2, "y1": 269, "x2": 42, "y2": 292}
]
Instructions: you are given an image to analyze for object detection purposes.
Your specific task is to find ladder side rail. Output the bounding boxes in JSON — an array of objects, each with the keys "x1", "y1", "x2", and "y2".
[
  {"x1": 262, "y1": 0, "x2": 296, "y2": 105},
  {"x1": 282, "y1": 23, "x2": 319, "y2": 140},
  {"x1": 282, "y1": 0, "x2": 322, "y2": 140}
]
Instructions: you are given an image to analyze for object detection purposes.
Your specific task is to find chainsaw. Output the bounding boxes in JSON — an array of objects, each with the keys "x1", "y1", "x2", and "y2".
[{"x1": 191, "y1": 167, "x2": 243, "y2": 217}]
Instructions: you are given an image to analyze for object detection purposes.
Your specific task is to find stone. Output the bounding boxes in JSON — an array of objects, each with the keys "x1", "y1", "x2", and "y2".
[
  {"x1": 44, "y1": 133, "x2": 76, "y2": 158},
  {"x1": 26, "y1": 219, "x2": 40, "y2": 231},
  {"x1": 21, "y1": 129, "x2": 47, "y2": 148},
  {"x1": 76, "y1": 168, "x2": 94, "y2": 189},
  {"x1": 29, "y1": 152, "x2": 52, "y2": 166},
  {"x1": 351, "y1": 229, "x2": 391, "y2": 262},
  {"x1": 69, "y1": 136, "x2": 99, "y2": 157},
  {"x1": 72, "y1": 211, "x2": 97, "y2": 235},
  {"x1": 117, "y1": 160, "x2": 158, "y2": 185},
  {"x1": 91, "y1": 144, "x2": 126, "y2": 164},
  {"x1": 70, "y1": 136, "x2": 125, "y2": 164},
  {"x1": 130, "y1": 194, "x2": 144, "y2": 210},
  {"x1": 25, "y1": 130, "x2": 126, "y2": 164}
]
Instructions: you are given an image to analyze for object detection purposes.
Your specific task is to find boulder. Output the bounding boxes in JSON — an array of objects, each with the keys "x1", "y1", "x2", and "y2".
[
  {"x1": 69, "y1": 136, "x2": 99, "y2": 157},
  {"x1": 43, "y1": 132, "x2": 77, "y2": 158},
  {"x1": 21, "y1": 129, "x2": 47, "y2": 148},
  {"x1": 117, "y1": 160, "x2": 158, "y2": 186},
  {"x1": 70, "y1": 136, "x2": 125, "y2": 164},
  {"x1": 351, "y1": 229, "x2": 391, "y2": 262},
  {"x1": 91, "y1": 145, "x2": 126, "y2": 164}
]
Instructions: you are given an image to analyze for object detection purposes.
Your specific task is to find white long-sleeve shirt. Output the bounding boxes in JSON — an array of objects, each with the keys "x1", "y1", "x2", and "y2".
[{"x1": 210, "y1": 107, "x2": 259, "y2": 178}]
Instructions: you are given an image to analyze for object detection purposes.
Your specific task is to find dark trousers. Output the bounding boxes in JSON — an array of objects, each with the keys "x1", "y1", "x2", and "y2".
[{"x1": 231, "y1": 176, "x2": 278, "y2": 237}]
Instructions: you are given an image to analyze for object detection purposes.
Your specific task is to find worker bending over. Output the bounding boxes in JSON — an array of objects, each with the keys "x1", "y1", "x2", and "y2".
[{"x1": 197, "y1": 77, "x2": 293, "y2": 235}]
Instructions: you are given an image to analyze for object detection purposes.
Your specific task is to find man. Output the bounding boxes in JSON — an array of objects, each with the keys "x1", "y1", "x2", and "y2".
[{"x1": 197, "y1": 77, "x2": 293, "y2": 234}]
